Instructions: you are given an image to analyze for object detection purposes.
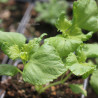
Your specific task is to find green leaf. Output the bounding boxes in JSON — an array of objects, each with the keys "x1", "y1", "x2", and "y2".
[
  {"x1": 7, "y1": 45, "x2": 20, "y2": 60},
  {"x1": 90, "y1": 69, "x2": 98, "y2": 94},
  {"x1": 45, "y1": 36, "x2": 82, "y2": 58},
  {"x1": 69, "y1": 84, "x2": 87, "y2": 96},
  {"x1": 55, "y1": 13, "x2": 83, "y2": 38},
  {"x1": 0, "y1": 64, "x2": 20, "y2": 76},
  {"x1": 76, "y1": 44, "x2": 87, "y2": 62},
  {"x1": 0, "y1": 0, "x2": 8, "y2": 3},
  {"x1": 0, "y1": 32, "x2": 26, "y2": 48},
  {"x1": 66, "y1": 53, "x2": 96, "y2": 76},
  {"x1": 21, "y1": 39, "x2": 40, "y2": 61},
  {"x1": 73, "y1": 0, "x2": 98, "y2": 32},
  {"x1": 69, "y1": 30, "x2": 94, "y2": 42},
  {"x1": 0, "y1": 32, "x2": 45, "y2": 61},
  {"x1": 56, "y1": 12, "x2": 71, "y2": 35},
  {"x1": 65, "y1": 53, "x2": 78, "y2": 68},
  {"x1": 23, "y1": 44, "x2": 65, "y2": 85},
  {"x1": 79, "y1": 44, "x2": 98, "y2": 58},
  {"x1": 95, "y1": 58, "x2": 98, "y2": 66},
  {"x1": 56, "y1": 13, "x2": 94, "y2": 41},
  {"x1": 0, "y1": 32, "x2": 26, "y2": 59},
  {"x1": 21, "y1": 33, "x2": 46, "y2": 61},
  {"x1": 70, "y1": 63, "x2": 95, "y2": 76},
  {"x1": 35, "y1": 0, "x2": 68, "y2": 25},
  {"x1": 82, "y1": 68, "x2": 95, "y2": 79}
]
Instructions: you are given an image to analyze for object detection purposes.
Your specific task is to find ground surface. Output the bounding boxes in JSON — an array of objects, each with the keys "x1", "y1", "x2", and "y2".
[{"x1": 0, "y1": 0, "x2": 98, "y2": 98}]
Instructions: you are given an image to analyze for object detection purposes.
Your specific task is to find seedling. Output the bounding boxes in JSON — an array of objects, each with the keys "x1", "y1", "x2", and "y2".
[
  {"x1": 0, "y1": 0, "x2": 98, "y2": 96},
  {"x1": 35, "y1": 0, "x2": 68, "y2": 25}
]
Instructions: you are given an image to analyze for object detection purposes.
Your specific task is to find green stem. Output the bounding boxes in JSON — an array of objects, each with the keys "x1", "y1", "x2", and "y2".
[
  {"x1": 18, "y1": 69, "x2": 23, "y2": 74},
  {"x1": 39, "y1": 72, "x2": 72, "y2": 93},
  {"x1": 39, "y1": 81, "x2": 61, "y2": 93},
  {"x1": 62, "y1": 72, "x2": 72, "y2": 83},
  {"x1": 60, "y1": 71, "x2": 66, "y2": 81}
]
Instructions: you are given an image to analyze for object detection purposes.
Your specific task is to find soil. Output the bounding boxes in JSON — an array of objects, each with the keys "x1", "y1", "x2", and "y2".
[
  {"x1": 0, "y1": 67, "x2": 83, "y2": 98},
  {"x1": 0, "y1": 74, "x2": 98, "y2": 98},
  {"x1": 0, "y1": 0, "x2": 28, "y2": 32},
  {"x1": 0, "y1": 0, "x2": 98, "y2": 98}
]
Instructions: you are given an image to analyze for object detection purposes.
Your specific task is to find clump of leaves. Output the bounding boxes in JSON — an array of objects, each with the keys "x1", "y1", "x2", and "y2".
[
  {"x1": 0, "y1": 0, "x2": 98, "y2": 96},
  {"x1": 35, "y1": 0, "x2": 68, "y2": 25}
]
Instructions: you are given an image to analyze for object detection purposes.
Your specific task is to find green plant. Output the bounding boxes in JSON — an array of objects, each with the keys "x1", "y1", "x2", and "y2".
[
  {"x1": 0, "y1": 19, "x2": 4, "y2": 31},
  {"x1": 0, "y1": 0, "x2": 98, "y2": 96},
  {"x1": 0, "y1": 0, "x2": 8, "y2": 3},
  {"x1": 35, "y1": 0, "x2": 68, "y2": 25}
]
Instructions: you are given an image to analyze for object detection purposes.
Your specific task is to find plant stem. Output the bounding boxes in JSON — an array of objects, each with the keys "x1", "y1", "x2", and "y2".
[
  {"x1": 39, "y1": 72, "x2": 72, "y2": 93},
  {"x1": 18, "y1": 69, "x2": 23, "y2": 74},
  {"x1": 62, "y1": 72, "x2": 72, "y2": 83},
  {"x1": 60, "y1": 71, "x2": 66, "y2": 81}
]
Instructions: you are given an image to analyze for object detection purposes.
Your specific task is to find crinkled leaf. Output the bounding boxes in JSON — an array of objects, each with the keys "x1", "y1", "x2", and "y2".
[
  {"x1": 76, "y1": 44, "x2": 87, "y2": 62},
  {"x1": 56, "y1": 12, "x2": 71, "y2": 35},
  {"x1": 69, "y1": 30, "x2": 94, "y2": 41},
  {"x1": 23, "y1": 44, "x2": 65, "y2": 85},
  {"x1": 56, "y1": 13, "x2": 94, "y2": 41},
  {"x1": 45, "y1": 36, "x2": 82, "y2": 58},
  {"x1": 0, "y1": 32, "x2": 26, "y2": 48},
  {"x1": 90, "y1": 69, "x2": 98, "y2": 94},
  {"x1": 73, "y1": 0, "x2": 98, "y2": 32},
  {"x1": 79, "y1": 44, "x2": 98, "y2": 58},
  {"x1": 0, "y1": 33, "x2": 45, "y2": 61},
  {"x1": 66, "y1": 53, "x2": 78, "y2": 69},
  {"x1": 21, "y1": 39, "x2": 40, "y2": 61},
  {"x1": 70, "y1": 63, "x2": 95, "y2": 76},
  {"x1": 0, "y1": 32, "x2": 26, "y2": 59},
  {"x1": 0, "y1": 64, "x2": 20, "y2": 76},
  {"x1": 69, "y1": 84, "x2": 87, "y2": 96},
  {"x1": 55, "y1": 13, "x2": 82, "y2": 38},
  {"x1": 21, "y1": 33, "x2": 47, "y2": 61},
  {"x1": 66, "y1": 53, "x2": 96, "y2": 76},
  {"x1": 7, "y1": 45, "x2": 20, "y2": 60}
]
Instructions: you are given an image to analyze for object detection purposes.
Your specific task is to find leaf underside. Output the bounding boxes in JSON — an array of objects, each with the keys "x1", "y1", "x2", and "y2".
[{"x1": 69, "y1": 84, "x2": 87, "y2": 96}]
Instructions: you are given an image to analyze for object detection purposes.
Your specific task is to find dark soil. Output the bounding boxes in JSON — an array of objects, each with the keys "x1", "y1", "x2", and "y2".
[
  {"x1": 0, "y1": 71, "x2": 83, "y2": 98},
  {"x1": 0, "y1": 0, "x2": 98, "y2": 98},
  {"x1": 0, "y1": 0, "x2": 28, "y2": 32}
]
